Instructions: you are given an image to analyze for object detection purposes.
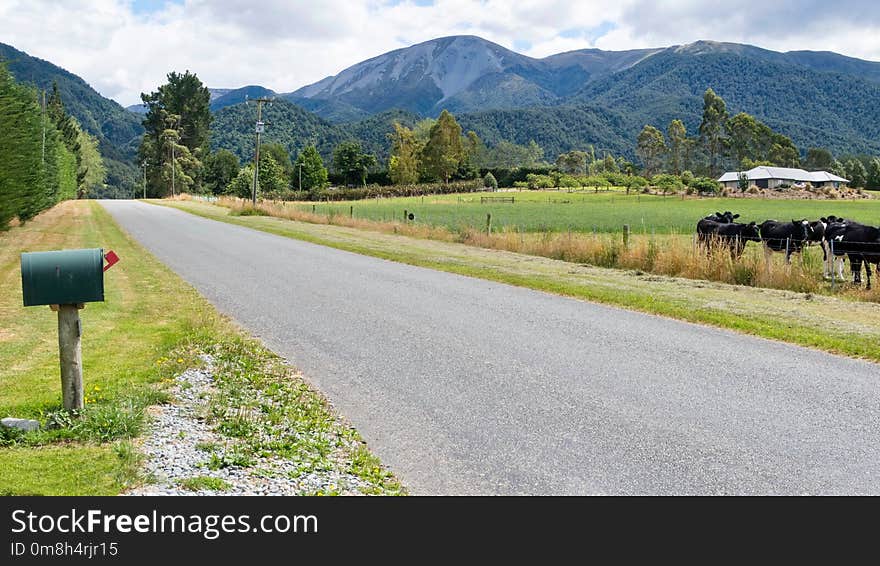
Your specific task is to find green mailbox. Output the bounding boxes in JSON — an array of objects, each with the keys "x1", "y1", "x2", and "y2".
[{"x1": 21, "y1": 248, "x2": 105, "y2": 307}]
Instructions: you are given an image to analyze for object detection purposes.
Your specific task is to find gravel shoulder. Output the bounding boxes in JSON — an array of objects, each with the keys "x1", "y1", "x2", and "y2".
[{"x1": 127, "y1": 338, "x2": 404, "y2": 496}]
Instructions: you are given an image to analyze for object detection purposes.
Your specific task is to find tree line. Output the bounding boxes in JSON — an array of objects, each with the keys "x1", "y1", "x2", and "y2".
[
  {"x1": 138, "y1": 70, "x2": 551, "y2": 199},
  {"x1": 0, "y1": 64, "x2": 104, "y2": 229},
  {"x1": 634, "y1": 87, "x2": 880, "y2": 188}
]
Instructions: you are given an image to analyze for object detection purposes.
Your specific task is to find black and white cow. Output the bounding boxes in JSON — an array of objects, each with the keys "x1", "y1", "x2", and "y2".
[
  {"x1": 813, "y1": 216, "x2": 847, "y2": 279},
  {"x1": 824, "y1": 220, "x2": 880, "y2": 288},
  {"x1": 758, "y1": 219, "x2": 812, "y2": 264},
  {"x1": 697, "y1": 218, "x2": 761, "y2": 258}
]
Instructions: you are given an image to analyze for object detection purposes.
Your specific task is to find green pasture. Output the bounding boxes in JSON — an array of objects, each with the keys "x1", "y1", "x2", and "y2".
[{"x1": 294, "y1": 191, "x2": 880, "y2": 234}]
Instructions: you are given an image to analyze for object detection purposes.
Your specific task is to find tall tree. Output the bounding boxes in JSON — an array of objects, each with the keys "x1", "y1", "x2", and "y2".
[
  {"x1": 699, "y1": 88, "x2": 728, "y2": 176},
  {"x1": 158, "y1": 120, "x2": 199, "y2": 195},
  {"x1": 294, "y1": 145, "x2": 328, "y2": 191},
  {"x1": 767, "y1": 134, "x2": 800, "y2": 168},
  {"x1": 636, "y1": 125, "x2": 667, "y2": 176},
  {"x1": 260, "y1": 143, "x2": 293, "y2": 185},
  {"x1": 226, "y1": 153, "x2": 286, "y2": 198},
  {"x1": 139, "y1": 71, "x2": 211, "y2": 195},
  {"x1": 422, "y1": 110, "x2": 465, "y2": 183},
  {"x1": 483, "y1": 140, "x2": 545, "y2": 169},
  {"x1": 203, "y1": 150, "x2": 240, "y2": 195},
  {"x1": 75, "y1": 124, "x2": 104, "y2": 198},
  {"x1": 804, "y1": 148, "x2": 834, "y2": 170},
  {"x1": 388, "y1": 122, "x2": 422, "y2": 185},
  {"x1": 556, "y1": 150, "x2": 588, "y2": 174},
  {"x1": 725, "y1": 112, "x2": 759, "y2": 168},
  {"x1": 255, "y1": 153, "x2": 286, "y2": 195},
  {"x1": 459, "y1": 130, "x2": 483, "y2": 178},
  {"x1": 868, "y1": 158, "x2": 880, "y2": 188},
  {"x1": 332, "y1": 140, "x2": 376, "y2": 186},
  {"x1": 845, "y1": 159, "x2": 867, "y2": 188},
  {"x1": 667, "y1": 119, "x2": 687, "y2": 175}
]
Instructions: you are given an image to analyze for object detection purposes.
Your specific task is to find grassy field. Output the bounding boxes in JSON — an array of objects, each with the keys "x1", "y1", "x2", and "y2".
[
  {"x1": 201, "y1": 195, "x2": 880, "y2": 302},
  {"x1": 287, "y1": 190, "x2": 880, "y2": 234},
  {"x1": 0, "y1": 201, "x2": 401, "y2": 495},
  {"x1": 160, "y1": 199, "x2": 880, "y2": 363}
]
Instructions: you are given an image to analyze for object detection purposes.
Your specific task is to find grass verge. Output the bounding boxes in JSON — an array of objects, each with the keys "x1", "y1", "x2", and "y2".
[
  {"x1": 158, "y1": 199, "x2": 880, "y2": 363},
  {"x1": 0, "y1": 200, "x2": 402, "y2": 495}
]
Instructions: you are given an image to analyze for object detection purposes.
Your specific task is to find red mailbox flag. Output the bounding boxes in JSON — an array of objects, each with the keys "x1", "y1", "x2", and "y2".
[{"x1": 103, "y1": 250, "x2": 119, "y2": 272}]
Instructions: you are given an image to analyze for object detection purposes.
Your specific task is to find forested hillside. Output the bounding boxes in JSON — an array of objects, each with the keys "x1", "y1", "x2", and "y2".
[
  {"x1": 572, "y1": 50, "x2": 880, "y2": 156},
  {"x1": 457, "y1": 105, "x2": 632, "y2": 159},
  {"x1": 211, "y1": 99, "x2": 344, "y2": 163}
]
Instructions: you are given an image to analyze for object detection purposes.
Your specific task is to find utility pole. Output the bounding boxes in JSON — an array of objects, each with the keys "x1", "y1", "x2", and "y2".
[
  {"x1": 142, "y1": 161, "x2": 147, "y2": 199},
  {"x1": 249, "y1": 97, "x2": 273, "y2": 206},
  {"x1": 297, "y1": 163, "x2": 302, "y2": 192}
]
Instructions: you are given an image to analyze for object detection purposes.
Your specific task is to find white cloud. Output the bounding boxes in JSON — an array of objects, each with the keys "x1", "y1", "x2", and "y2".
[{"x1": 1, "y1": 0, "x2": 879, "y2": 106}]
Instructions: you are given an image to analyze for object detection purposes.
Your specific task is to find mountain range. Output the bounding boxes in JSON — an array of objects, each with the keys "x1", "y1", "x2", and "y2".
[
  {"x1": 4, "y1": 35, "x2": 880, "y2": 193},
  {"x1": 209, "y1": 36, "x2": 880, "y2": 163}
]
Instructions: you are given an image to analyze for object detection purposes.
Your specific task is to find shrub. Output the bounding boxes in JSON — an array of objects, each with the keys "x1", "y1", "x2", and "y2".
[
  {"x1": 307, "y1": 180, "x2": 483, "y2": 202},
  {"x1": 557, "y1": 175, "x2": 581, "y2": 188},
  {"x1": 627, "y1": 176, "x2": 649, "y2": 191},
  {"x1": 526, "y1": 174, "x2": 554, "y2": 189},
  {"x1": 691, "y1": 177, "x2": 720, "y2": 194},
  {"x1": 578, "y1": 175, "x2": 609, "y2": 189},
  {"x1": 652, "y1": 174, "x2": 684, "y2": 194},
  {"x1": 602, "y1": 172, "x2": 629, "y2": 187},
  {"x1": 680, "y1": 170, "x2": 695, "y2": 187},
  {"x1": 483, "y1": 172, "x2": 498, "y2": 190}
]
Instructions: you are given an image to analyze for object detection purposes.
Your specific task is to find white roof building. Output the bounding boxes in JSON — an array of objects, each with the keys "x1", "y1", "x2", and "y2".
[{"x1": 718, "y1": 166, "x2": 849, "y2": 189}]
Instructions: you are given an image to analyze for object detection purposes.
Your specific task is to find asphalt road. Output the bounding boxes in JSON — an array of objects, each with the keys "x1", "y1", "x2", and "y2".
[{"x1": 101, "y1": 200, "x2": 880, "y2": 495}]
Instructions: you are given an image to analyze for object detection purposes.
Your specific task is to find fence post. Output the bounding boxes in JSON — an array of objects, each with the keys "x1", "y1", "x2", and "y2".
[
  {"x1": 785, "y1": 237, "x2": 790, "y2": 264},
  {"x1": 350, "y1": 205, "x2": 353, "y2": 218},
  {"x1": 312, "y1": 204, "x2": 316, "y2": 214},
  {"x1": 623, "y1": 224, "x2": 630, "y2": 248},
  {"x1": 486, "y1": 213, "x2": 492, "y2": 235},
  {"x1": 404, "y1": 209, "x2": 408, "y2": 222}
]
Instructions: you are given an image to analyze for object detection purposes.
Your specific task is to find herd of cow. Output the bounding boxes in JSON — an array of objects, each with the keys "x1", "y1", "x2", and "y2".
[{"x1": 696, "y1": 211, "x2": 880, "y2": 289}]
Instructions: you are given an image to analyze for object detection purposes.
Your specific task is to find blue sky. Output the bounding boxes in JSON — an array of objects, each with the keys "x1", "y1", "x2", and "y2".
[
  {"x1": 130, "y1": 0, "x2": 182, "y2": 14},
  {"x1": 1, "y1": 0, "x2": 879, "y2": 106}
]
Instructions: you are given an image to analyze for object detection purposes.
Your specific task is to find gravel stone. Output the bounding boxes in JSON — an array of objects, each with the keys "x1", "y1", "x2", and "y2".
[{"x1": 126, "y1": 355, "x2": 373, "y2": 496}]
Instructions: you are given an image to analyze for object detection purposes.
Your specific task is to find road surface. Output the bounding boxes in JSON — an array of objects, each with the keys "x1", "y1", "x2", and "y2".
[{"x1": 101, "y1": 200, "x2": 880, "y2": 494}]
